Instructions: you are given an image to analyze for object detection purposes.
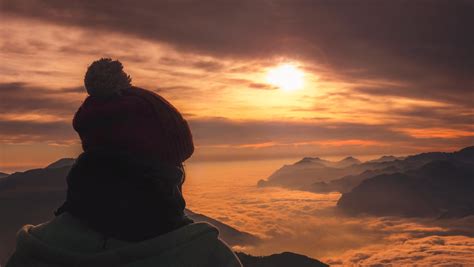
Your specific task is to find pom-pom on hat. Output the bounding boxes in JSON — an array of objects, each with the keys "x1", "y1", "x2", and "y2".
[
  {"x1": 84, "y1": 58, "x2": 132, "y2": 97},
  {"x1": 73, "y1": 58, "x2": 194, "y2": 165}
]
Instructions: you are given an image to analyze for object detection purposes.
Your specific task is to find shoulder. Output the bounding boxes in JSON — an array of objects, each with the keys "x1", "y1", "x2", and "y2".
[
  {"x1": 182, "y1": 222, "x2": 242, "y2": 267},
  {"x1": 207, "y1": 237, "x2": 243, "y2": 267},
  {"x1": 15, "y1": 213, "x2": 105, "y2": 253},
  {"x1": 149, "y1": 222, "x2": 242, "y2": 267}
]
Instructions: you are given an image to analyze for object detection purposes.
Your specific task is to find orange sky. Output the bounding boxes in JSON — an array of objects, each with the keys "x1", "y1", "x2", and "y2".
[{"x1": 1, "y1": 2, "x2": 473, "y2": 172}]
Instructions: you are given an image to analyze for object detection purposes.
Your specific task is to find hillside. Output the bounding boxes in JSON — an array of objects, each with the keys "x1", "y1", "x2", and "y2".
[
  {"x1": 236, "y1": 252, "x2": 329, "y2": 267},
  {"x1": 259, "y1": 146, "x2": 474, "y2": 195},
  {"x1": 337, "y1": 159, "x2": 474, "y2": 217}
]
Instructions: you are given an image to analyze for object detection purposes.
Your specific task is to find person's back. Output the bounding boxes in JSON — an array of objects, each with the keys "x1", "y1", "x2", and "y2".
[
  {"x1": 6, "y1": 58, "x2": 242, "y2": 267},
  {"x1": 7, "y1": 213, "x2": 239, "y2": 267}
]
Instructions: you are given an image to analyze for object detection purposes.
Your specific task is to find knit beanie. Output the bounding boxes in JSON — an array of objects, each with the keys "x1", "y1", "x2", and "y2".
[{"x1": 73, "y1": 58, "x2": 194, "y2": 165}]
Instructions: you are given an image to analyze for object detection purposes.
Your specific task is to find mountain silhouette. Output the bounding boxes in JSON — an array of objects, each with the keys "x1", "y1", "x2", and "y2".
[
  {"x1": 236, "y1": 252, "x2": 329, "y2": 267},
  {"x1": 259, "y1": 146, "x2": 474, "y2": 195},
  {"x1": 294, "y1": 156, "x2": 361, "y2": 168},
  {"x1": 258, "y1": 159, "x2": 358, "y2": 188},
  {"x1": 338, "y1": 159, "x2": 474, "y2": 217},
  {"x1": 0, "y1": 172, "x2": 9, "y2": 179},
  {"x1": 306, "y1": 165, "x2": 401, "y2": 193},
  {"x1": 257, "y1": 154, "x2": 402, "y2": 189},
  {"x1": 45, "y1": 158, "x2": 76, "y2": 169},
  {"x1": 367, "y1": 155, "x2": 404, "y2": 163},
  {"x1": 336, "y1": 156, "x2": 362, "y2": 168}
]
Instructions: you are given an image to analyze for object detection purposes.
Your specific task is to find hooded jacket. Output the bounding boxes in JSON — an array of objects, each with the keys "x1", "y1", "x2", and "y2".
[{"x1": 6, "y1": 213, "x2": 242, "y2": 267}]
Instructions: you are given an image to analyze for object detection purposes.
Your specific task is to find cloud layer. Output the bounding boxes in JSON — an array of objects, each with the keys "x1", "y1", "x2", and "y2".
[
  {"x1": 3, "y1": 0, "x2": 473, "y2": 105},
  {"x1": 184, "y1": 159, "x2": 474, "y2": 265},
  {"x1": 0, "y1": 1, "x2": 473, "y2": 170}
]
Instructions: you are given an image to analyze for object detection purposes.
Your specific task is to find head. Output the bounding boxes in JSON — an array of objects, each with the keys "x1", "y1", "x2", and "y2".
[
  {"x1": 74, "y1": 58, "x2": 194, "y2": 166},
  {"x1": 58, "y1": 58, "x2": 194, "y2": 240}
]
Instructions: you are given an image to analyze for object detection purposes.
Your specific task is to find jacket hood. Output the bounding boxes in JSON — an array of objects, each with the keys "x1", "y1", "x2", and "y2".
[{"x1": 9, "y1": 213, "x2": 240, "y2": 267}]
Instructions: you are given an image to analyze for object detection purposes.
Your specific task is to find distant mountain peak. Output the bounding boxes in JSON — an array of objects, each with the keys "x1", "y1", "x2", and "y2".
[
  {"x1": 45, "y1": 158, "x2": 76, "y2": 169},
  {"x1": 336, "y1": 156, "x2": 361, "y2": 167},
  {"x1": 295, "y1": 157, "x2": 327, "y2": 165},
  {"x1": 303, "y1": 157, "x2": 324, "y2": 161},
  {"x1": 341, "y1": 156, "x2": 359, "y2": 161},
  {"x1": 368, "y1": 155, "x2": 403, "y2": 163},
  {"x1": 459, "y1": 146, "x2": 474, "y2": 152}
]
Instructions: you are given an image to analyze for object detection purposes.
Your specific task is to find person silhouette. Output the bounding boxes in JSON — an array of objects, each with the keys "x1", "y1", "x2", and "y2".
[{"x1": 6, "y1": 58, "x2": 242, "y2": 267}]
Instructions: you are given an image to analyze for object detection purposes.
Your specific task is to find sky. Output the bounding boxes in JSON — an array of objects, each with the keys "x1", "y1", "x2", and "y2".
[{"x1": 1, "y1": 0, "x2": 473, "y2": 171}]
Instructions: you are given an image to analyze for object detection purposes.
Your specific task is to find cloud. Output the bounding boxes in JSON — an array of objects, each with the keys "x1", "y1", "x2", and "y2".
[
  {"x1": 0, "y1": 82, "x2": 81, "y2": 117},
  {"x1": 355, "y1": 85, "x2": 474, "y2": 108},
  {"x1": 323, "y1": 215, "x2": 474, "y2": 265},
  {"x1": 248, "y1": 83, "x2": 278, "y2": 90},
  {"x1": 189, "y1": 117, "x2": 473, "y2": 147},
  {"x1": 184, "y1": 167, "x2": 474, "y2": 264},
  {"x1": 1, "y1": 86, "x2": 471, "y2": 157},
  {"x1": 2, "y1": 0, "x2": 473, "y2": 106},
  {"x1": 183, "y1": 117, "x2": 474, "y2": 161},
  {"x1": 0, "y1": 82, "x2": 80, "y2": 143},
  {"x1": 327, "y1": 235, "x2": 474, "y2": 266},
  {"x1": 0, "y1": 120, "x2": 75, "y2": 143},
  {"x1": 0, "y1": 8, "x2": 473, "y2": 165},
  {"x1": 158, "y1": 57, "x2": 225, "y2": 72}
]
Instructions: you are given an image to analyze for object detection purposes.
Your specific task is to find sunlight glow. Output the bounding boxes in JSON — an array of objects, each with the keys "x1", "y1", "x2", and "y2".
[{"x1": 266, "y1": 64, "x2": 304, "y2": 91}]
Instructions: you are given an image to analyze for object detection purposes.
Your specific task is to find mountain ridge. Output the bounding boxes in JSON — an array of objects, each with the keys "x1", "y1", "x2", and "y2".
[
  {"x1": 259, "y1": 146, "x2": 473, "y2": 195},
  {"x1": 337, "y1": 159, "x2": 474, "y2": 218},
  {"x1": 236, "y1": 252, "x2": 329, "y2": 267}
]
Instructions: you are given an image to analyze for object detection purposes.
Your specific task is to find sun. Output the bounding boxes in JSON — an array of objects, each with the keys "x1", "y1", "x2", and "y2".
[{"x1": 266, "y1": 63, "x2": 304, "y2": 91}]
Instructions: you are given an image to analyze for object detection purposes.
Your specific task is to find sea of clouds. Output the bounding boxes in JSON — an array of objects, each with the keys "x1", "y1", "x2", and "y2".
[{"x1": 185, "y1": 160, "x2": 474, "y2": 265}]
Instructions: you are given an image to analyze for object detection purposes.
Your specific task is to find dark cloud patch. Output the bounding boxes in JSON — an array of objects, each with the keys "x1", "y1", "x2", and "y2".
[
  {"x1": 0, "y1": 82, "x2": 81, "y2": 143},
  {"x1": 158, "y1": 57, "x2": 225, "y2": 72},
  {"x1": 0, "y1": 82, "x2": 81, "y2": 115},
  {"x1": 188, "y1": 117, "x2": 415, "y2": 146},
  {"x1": 389, "y1": 106, "x2": 474, "y2": 129},
  {"x1": 185, "y1": 117, "x2": 473, "y2": 160},
  {"x1": 155, "y1": 85, "x2": 198, "y2": 92},
  {"x1": 0, "y1": 120, "x2": 75, "y2": 143},
  {"x1": 248, "y1": 82, "x2": 277, "y2": 90},
  {"x1": 355, "y1": 85, "x2": 474, "y2": 107},
  {"x1": 191, "y1": 60, "x2": 225, "y2": 72},
  {"x1": 58, "y1": 86, "x2": 85, "y2": 94}
]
